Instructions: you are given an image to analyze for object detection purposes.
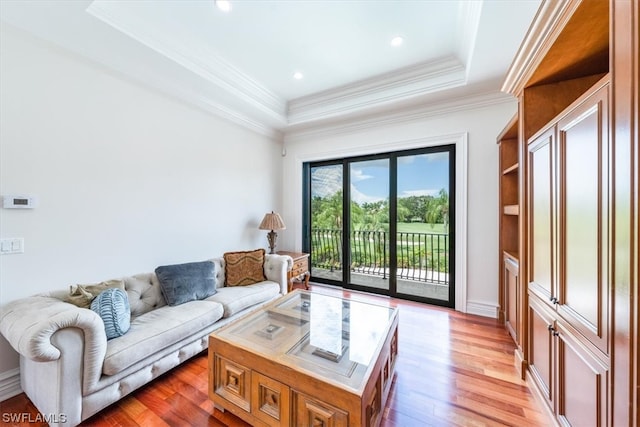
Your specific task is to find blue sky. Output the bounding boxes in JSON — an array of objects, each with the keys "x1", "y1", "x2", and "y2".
[{"x1": 312, "y1": 152, "x2": 449, "y2": 204}]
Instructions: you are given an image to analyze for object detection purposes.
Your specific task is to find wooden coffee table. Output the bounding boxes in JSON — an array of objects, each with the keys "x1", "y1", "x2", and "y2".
[{"x1": 208, "y1": 290, "x2": 399, "y2": 427}]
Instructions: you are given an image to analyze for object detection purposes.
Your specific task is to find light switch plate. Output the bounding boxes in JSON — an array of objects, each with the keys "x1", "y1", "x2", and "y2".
[{"x1": 0, "y1": 238, "x2": 24, "y2": 254}]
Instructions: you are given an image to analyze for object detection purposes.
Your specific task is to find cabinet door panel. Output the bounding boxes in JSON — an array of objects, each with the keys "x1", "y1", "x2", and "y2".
[
  {"x1": 558, "y1": 85, "x2": 609, "y2": 355},
  {"x1": 528, "y1": 129, "x2": 555, "y2": 302},
  {"x1": 528, "y1": 295, "x2": 555, "y2": 409},
  {"x1": 504, "y1": 256, "x2": 519, "y2": 344},
  {"x1": 557, "y1": 322, "x2": 609, "y2": 427}
]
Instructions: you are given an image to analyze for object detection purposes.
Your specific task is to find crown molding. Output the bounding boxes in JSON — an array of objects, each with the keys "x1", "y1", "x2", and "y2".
[
  {"x1": 501, "y1": 0, "x2": 578, "y2": 95},
  {"x1": 456, "y1": 0, "x2": 483, "y2": 76},
  {"x1": 86, "y1": 1, "x2": 288, "y2": 122},
  {"x1": 284, "y1": 89, "x2": 513, "y2": 143},
  {"x1": 195, "y1": 96, "x2": 284, "y2": 141},
  {"x1": 287, "y1": 56, "x2": 466, "y2": 125}
]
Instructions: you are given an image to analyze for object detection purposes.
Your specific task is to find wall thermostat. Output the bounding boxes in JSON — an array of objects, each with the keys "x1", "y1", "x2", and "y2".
[{"x1": 2, "y1": 195, "x2": 38, "y2": 209}]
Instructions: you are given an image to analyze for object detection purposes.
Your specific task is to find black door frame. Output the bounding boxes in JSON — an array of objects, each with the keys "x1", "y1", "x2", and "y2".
[{"x1": 303, "y1": 144, "x2": 455, "y2": 307}]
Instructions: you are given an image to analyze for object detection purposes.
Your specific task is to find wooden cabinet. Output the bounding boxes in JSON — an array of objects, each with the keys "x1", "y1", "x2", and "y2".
[
  {"x1": 527, "y1": 78, "x2": 610, "y2": 348},
  {"x1": 277, "y1": 251, "x2": 310, "y2": 292},
  {"x1": 529, "y1": 293, "x2": 610, "y2": 427},
  {"x1": 500, "y1": 1, "x2": 638, "y2": 424},
  {"x1": 526, "y1": 76, "x2": 611, "y2": 425},
  {"x1": 497, "y1": 115, "x2": 526, "y2": 377}
]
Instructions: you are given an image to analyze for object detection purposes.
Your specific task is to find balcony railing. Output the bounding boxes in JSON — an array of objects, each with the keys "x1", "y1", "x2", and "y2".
[{"x1": 311, "y1": 228, "x2": 449, "y2": 286}]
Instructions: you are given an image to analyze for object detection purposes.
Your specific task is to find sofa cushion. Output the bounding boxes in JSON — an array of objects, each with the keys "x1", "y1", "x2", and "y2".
[
  {"x1": 206, "y1": 281, "x2": 280, "y2": 317},
  {"x1": 224, "y1": 249, "x2": 266, "y2": 286},
  {"x1": 155, "y1": 261, "x2": 216, "y2": 306},
  {"x1": 65, "y1": 279, "x2": 126, "y2": 308},
  {"x1": 102, "y1": 300, "x2": 224, "y2": 376},
  {"x1": 91, "y1": 288, "x2": 130, "y2": 340}
]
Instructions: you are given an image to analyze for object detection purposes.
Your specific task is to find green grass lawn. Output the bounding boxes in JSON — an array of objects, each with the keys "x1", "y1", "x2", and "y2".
[{"x1": 396, "y1": 222, "x2": 447, "y2": 234}]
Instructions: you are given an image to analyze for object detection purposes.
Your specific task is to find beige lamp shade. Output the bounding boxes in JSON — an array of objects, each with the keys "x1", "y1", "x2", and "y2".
[
  {"x1": 259, "y1": 212, "x2": 286, "y2": 231},
  {"x1": 259, "y1": 212, "x2": 286, "y2": 254}
]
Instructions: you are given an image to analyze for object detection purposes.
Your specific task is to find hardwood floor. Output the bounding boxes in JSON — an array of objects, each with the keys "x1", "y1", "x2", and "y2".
[{"x1": 0, "y1": 284, "x2": 551, "y2": 426}]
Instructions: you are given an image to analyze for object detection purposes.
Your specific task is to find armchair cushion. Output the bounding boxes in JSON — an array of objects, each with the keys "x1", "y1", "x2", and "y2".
[{"x1": 155, "y1": 261, "x2": 216, "y2": 306}]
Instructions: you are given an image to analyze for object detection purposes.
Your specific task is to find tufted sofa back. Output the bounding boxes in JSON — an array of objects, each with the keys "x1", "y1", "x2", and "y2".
[
  {"x1": 210, "y1": 257, "x2": 226, "y2": 288},
  {"x1": 125, "y1": 258, "x2": 226, "y2": 317},
  {"x1": 49, "y1": 256, "x2": 285, "y2": 318},
  {"x1": 124, "y1": 273, "x2": 166, "y2": 317}
]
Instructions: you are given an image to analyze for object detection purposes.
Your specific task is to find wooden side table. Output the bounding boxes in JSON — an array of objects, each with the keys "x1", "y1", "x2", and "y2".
[{"x1": 276, "y1": 251, "x2": 310, "y2": 292}]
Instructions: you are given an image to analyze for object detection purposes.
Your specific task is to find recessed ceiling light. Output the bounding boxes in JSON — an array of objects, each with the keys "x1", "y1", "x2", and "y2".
[
  {"x1": 391, "y1": 36, "x2": 404, "y2": 47},
  {"x1": 293, "y1": 72, "x2": 304, "y2": 80},
  {"x1": 215, "y1": 0, "x2": 231, "y2": 12}
]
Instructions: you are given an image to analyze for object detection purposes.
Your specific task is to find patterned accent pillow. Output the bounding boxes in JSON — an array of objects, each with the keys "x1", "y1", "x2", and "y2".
[
  {"x1": 91, "y1": 288, "x2": 131, "y2": 340},
  {"x1": 224, "y1": 249, "x2": 267, "y2": 286}
]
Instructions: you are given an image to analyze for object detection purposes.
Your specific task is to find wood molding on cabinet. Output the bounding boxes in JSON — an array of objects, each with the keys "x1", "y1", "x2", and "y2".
[{"x1": 499, "y1": 0, "x2": 638, "y2": 424}]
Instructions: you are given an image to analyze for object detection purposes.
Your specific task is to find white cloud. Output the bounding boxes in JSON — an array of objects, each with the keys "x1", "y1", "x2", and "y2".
[
  {"x1": 350, "y1": 168, "x2": 373, "y2": 182},
  {"x1": 398, "y1": 152, "x2": 449, "y2": 164},
  {"x1": 399, "y1": 189, "x2": 439, "y2": 198},
  {"x1": 350, "y1": 184, "x2": 386, "y2": 205},
  {"x1": 311, "y1": 166, "x2": 342, "y2": 198}
]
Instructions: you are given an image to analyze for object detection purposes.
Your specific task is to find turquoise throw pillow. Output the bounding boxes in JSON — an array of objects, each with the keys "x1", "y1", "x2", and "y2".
[{"x1": 91, "y1": 288, "x2": 131, "y2": 340}]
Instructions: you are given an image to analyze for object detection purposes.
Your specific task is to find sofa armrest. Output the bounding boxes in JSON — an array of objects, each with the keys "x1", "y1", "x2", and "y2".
[
  {"x1": 264, "y1": 254, "x2": 293, "y2": 294},
  {"x1": 0, "y1": 295, "x2": 107, "y2": 363}
]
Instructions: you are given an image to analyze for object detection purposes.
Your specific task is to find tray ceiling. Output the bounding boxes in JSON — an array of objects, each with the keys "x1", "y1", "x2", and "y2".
[{"x1": 0, "y1": 0, "x2": 540, "y2": 138}]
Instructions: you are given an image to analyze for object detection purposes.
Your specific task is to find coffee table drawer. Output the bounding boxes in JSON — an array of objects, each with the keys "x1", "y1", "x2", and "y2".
[
  {"x1": 292, "y1": 391, "x2": 348, "y2": 427},
  {"x1": 251, "y1": 372, "x2": 290, "y2": 427},
  {"x1": 213, "y1": 356, "x2": 251, "y2": 412}
]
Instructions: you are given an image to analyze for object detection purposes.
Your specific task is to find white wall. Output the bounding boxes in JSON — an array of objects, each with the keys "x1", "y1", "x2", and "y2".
[
  {"x1": 0, "y1": 25, "x2": 282, "y2": 375},
  {"x1": 280, "y1": 99, "x2": 516, "y2": 316}
]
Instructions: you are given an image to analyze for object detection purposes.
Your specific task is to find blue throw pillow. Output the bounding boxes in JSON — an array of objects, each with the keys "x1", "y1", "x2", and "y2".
[
  {"x1": 91, "y1": 288, "x2": 131, "y2": 340},
  {"x1": 155, "y1": 261, "x2": 216, "y2": 306}
]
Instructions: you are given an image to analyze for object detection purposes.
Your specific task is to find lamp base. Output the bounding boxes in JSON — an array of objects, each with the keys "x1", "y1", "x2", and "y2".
[{"x1": 266, "y1": 230, "x2": 278, "y2": 254}]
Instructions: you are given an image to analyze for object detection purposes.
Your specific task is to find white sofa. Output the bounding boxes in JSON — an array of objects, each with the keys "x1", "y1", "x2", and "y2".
[{"x1": 0, "y1": 254, "x2": 291, "y2": 426}]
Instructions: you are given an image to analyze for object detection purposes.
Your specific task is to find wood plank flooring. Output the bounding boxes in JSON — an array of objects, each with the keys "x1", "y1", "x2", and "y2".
[{"x1": 0, "y1": 284, "x2": 551, "y2": 426}]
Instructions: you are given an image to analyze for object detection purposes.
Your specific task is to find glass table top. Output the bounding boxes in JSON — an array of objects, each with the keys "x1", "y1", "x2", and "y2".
[{"x1": 212, "y1": 290, "x2": 398, "y2": 391}]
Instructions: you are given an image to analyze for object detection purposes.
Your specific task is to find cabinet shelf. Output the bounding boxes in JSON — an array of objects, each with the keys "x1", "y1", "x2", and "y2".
[
  {"x1": 503, "y1": 205, "x2": 519, "y2": 215},
  {"x1": 503, "y1": 250, "x2": 519, "y2": 262},
  {"x1": 502, "y1": 163, "x2": 519, "y2": 175}
]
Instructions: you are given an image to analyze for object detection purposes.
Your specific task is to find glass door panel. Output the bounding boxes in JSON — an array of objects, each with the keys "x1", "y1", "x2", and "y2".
[
  {"x1": 349, "y1": 159, "x2": 390, "y2": 290},
  {"x1": 305, "y1": 145, "x2": 455, "y2": 307},
  {"x1": 396, "y1": 152, "x2": 452, "y2": 302},
  {"x1": 310, "y1": 164, "x2": 343, "y2": 282}
]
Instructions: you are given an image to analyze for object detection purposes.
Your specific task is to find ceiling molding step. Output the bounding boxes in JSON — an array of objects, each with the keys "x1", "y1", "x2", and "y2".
[
  {"x1": 287, "y1": 56, "x2": 466, "y2": 125},
  {"x1": 456, "y1": 0, "x2": 483, "y2": 73},
  {"x1": 501, "y1": 0, "x2": 577, "y2": 95},
  {"x1": 195, "y1": 96, "x2": 284, "y2": 141},
  {"x1": 86, "y1": 0, "x2": 288, "y2": 122},
  {"x1": 284, "y1": 90, "x2": 513, "y2": 143}
]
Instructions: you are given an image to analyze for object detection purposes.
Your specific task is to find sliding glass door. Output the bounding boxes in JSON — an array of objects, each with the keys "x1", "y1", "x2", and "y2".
[
  {"x1": 309, "y1": 163, "x2": 344, "y2": 283},
  {"x1": 396, "y1": 151, "x2": 453, "y2": 303},
  {"x1": 349, "y1": 158, "x2": 390, "y2": 291},
  {"x1": 305, "y1": 145, "x2": 454, "y2": 307}
]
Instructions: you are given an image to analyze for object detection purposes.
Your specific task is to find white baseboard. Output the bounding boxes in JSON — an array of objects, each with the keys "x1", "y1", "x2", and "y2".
[
  {"x1": 0, "y1": 368, "x2": 22, "y2": 402},
  {"x1": 466, "y1": 300, "x2": 499, "y2": 318}
]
